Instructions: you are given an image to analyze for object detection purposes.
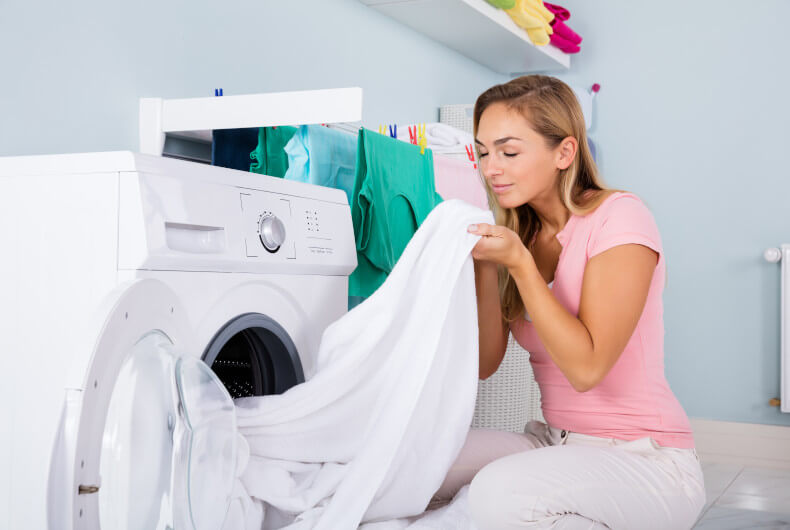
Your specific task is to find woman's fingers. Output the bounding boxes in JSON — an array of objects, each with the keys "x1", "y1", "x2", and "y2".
[{"x1": 467, "y1": 222, "x2": 496, "y2": 236}]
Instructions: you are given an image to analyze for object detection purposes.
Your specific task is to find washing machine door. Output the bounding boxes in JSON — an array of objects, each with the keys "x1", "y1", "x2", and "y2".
[{"x1": 50, "y1": 279, "x2": 237, "y2": 530}]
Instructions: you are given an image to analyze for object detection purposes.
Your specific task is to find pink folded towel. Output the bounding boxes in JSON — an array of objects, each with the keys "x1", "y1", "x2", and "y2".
[
  {"x1": 543, "y1": 2, "x2": 582, "y2": 53},
  {"x1": 543, "y1": 2, "x2": 569, "y2": 21}
]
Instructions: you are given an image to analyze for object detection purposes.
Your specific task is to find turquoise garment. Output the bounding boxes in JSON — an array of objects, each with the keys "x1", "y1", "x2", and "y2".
[
  {"x1": 349, "y1": 129, "x2": 443, "y2": 298},
  {"x1": 283, "y1": 125, "x2": 357, "y2": 205},
  {"x1": 249, "y1": 126, "x2": 297, "y2": 178}
]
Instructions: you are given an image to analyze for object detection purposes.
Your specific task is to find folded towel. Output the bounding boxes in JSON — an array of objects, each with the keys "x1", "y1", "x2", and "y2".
[
  {"x1": 551, "y1": 18, "x2": 582, "y2": 45},
  {"x1": 393, "y1": 122, "x2": 474, "y2": 150},
  {"x1": 543, "y1": 2, "x2": 582, "y2": 52},
  {"x1": 485, "y1": 0, "x2": 516, "y2": 8},
  {"x1": 425, "y1": 123, "x2": 474, "y2": 148},
  {"x1": 543, "y1": 1, "x2": 569, "y2": 21},
  {"x1": 550, "y1": 30, "x2": 581, "y2": 53},
  {"x1": 505, "y1": 0, "x2": 555, "y2": 46},
  {"x1": 224, "y1": 200, "x2": 493, "y2": 529}
]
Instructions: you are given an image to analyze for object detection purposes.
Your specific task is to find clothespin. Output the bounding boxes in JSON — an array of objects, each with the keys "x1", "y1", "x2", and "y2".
[
  {"x1": 378, "y1": 124, "x2": 387, "y2": 136},
  {"x1": 418, "y1": 123, "x2": 427, "y2": 155},
  {"x1": 214, "y1": 88, "x2": 223, "y2": 96},
  {"x1": 465, "y1": 144, "x2": 478, "y2": 169},
  {"x1": 389, "y1": 124, "x2": 397, "y2": 139},
  {"x1": 408, "y1": 125, "x2": 417, "y2": 145}
]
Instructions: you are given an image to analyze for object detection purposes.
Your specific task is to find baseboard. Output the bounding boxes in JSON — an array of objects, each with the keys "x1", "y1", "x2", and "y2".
[{"x1": 690, "y1": 418, "x2": 790, "y2": 470}]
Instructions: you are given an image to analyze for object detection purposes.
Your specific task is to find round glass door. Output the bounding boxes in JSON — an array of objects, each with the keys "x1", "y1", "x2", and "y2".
[
  {"x1": 175, "y1": 356, "x2": 237, "y2": 530},
  {"x1": 99, "y1": 330, "x2": 180, "y2": 529},
  {"x1": 99, "y1": 331, "x2": 238, "y2": 530}
]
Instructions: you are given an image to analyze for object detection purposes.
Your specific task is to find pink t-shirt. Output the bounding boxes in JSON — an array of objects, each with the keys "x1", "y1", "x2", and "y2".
[{"x1": 509, "y1": 192, "x2": 695, "y2": 448}]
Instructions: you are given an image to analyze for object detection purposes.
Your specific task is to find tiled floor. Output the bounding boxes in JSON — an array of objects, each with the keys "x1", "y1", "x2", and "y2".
[{"x1": 693, "y1": 460, "x2": 790, "y2": 528}]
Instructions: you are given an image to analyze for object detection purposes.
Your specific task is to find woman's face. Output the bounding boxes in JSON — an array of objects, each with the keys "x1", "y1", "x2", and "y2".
[{"x1": 475, "y1": 102, "x2": 560, "y2": 210}]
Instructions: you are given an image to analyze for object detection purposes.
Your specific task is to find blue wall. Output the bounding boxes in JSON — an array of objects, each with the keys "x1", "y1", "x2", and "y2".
[
  {"x1": 0, "y1": 0, "x2": 505, "y2": 156},
  {"x1": 555, "y1": 0, "x2": 790, "y2": 426},
  {"x1": 2, "y1": 0, "x2": 789, "y2": 426}
]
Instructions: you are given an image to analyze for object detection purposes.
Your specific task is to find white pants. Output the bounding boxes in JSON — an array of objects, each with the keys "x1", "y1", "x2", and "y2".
[{"x1": 435, "y1": 421, "x2": 706, "y2": 529}]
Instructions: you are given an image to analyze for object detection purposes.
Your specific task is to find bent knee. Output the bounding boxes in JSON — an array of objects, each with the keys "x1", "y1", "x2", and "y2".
[{"x1": 469, "y1": 462, "x2": 531, "y2": 528}]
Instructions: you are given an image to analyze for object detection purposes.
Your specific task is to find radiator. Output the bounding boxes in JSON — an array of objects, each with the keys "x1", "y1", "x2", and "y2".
[{"x1": 765, "y1": 245, "x2": 790, "y2": 413}]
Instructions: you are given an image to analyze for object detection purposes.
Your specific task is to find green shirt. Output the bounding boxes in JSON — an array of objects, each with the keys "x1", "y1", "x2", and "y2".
[
  {"x1": 249, "y1": 126, "x2": 297, "y2": 177},
  {"x1": 349, "y1": 129, "x2": 443, "y2": 298}
]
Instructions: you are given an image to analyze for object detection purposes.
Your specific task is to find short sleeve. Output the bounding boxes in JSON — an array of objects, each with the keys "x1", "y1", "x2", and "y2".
[{"x1": 587, "y1": 194, "x2": 662, "y2": 260}]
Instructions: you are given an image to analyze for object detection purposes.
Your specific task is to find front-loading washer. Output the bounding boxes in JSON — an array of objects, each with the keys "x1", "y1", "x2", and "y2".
[{"x1": 0, "y1": 151, "x2": 357, "y2": 529}]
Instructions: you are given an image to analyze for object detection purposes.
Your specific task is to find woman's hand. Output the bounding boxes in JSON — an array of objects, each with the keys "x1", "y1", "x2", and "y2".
[{"x1": 467, "y1": 223, "x2": 531, "y2": 271}]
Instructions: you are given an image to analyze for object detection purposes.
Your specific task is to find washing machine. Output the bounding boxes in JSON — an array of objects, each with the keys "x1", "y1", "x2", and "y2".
[{"x1": 0, "y1": 151, "x2": 357, "y2": 529}]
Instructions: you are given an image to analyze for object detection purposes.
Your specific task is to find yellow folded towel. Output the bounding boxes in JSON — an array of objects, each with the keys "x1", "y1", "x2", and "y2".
[{"x1": 505, "y1": 0, "x2": 555, "y2": 46}]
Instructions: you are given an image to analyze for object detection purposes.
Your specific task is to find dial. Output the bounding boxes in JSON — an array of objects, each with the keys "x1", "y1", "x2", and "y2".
[{"x1": 258, "y1": 213, "x2": 286, "y2": 253}]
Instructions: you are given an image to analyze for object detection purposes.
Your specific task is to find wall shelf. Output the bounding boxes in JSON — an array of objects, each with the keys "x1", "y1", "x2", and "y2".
[
  {"x1": 360, "y1": 0, "x2": 569, "y2": 74},
  {"x1": 139, "y1": 87, "x2": 364, "y2": 156}
]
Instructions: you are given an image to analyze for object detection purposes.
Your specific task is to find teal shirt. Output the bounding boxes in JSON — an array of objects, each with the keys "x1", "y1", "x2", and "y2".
[
  {"x1": 349, "y1": 129, "x2": 443, "y2": 298},
  {"x1": 250, "y1": 126, "x2": 297, "y2": 178}
]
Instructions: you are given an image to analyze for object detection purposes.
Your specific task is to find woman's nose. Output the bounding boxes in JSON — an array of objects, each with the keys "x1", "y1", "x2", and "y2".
[{"x1": 482, "y1": 159, "x2": 503, "y2": 179}]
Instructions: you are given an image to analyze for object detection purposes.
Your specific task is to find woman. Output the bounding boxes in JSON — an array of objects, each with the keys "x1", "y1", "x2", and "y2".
[{"x1": 436, "y1": 76, "x2": 706, "y2": 529}]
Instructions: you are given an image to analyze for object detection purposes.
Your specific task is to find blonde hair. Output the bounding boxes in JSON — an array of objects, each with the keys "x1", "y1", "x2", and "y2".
[{"x1": 473, "y1": 75, "x2": 614, "y2": 322}]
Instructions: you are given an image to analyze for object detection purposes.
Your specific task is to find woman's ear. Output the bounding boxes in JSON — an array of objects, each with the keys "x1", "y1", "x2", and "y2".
[{"x1": 556, "y1": 136, "x2": 578, "y2": 170}]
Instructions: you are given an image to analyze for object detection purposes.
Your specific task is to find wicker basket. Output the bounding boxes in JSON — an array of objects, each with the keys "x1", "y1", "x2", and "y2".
[
  {"x1": 472, "y1": 334, "x2": 544, "y2": 432},
  {"x1": 439, "y1": 104, "x2": 475, "y2": 134}
]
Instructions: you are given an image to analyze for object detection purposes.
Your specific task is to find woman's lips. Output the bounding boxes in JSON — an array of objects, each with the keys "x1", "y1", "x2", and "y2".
[{"x1": 491, "y1": 183, "x2": 513, "y2": 194}]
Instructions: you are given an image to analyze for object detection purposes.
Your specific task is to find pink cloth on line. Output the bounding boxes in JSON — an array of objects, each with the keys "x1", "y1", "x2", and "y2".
[
  {"x1": 509, "y1": 192, "x2": 695, "y2": 449},
  {"x1": 433, "y1": 154, "x2": 489, "y2": 211}
]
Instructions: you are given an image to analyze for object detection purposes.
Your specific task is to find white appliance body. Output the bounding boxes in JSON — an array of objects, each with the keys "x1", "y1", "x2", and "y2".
[{"x1": 0, "y1": 152, "x2": 356, "y2": 529}]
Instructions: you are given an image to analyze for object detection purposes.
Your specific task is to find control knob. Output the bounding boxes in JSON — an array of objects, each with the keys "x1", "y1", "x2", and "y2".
[{"x1": 259, "y1": 213, "x2": 286, "y2": 253}]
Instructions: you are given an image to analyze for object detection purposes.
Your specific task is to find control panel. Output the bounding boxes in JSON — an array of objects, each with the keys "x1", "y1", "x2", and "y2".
[{"x1": 239, "y1": 189, "x2": 355, "y2": 270}]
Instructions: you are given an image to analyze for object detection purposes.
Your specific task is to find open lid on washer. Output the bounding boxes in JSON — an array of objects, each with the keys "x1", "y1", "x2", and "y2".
[{"x1": 95, "y1": 289, "x2": 237, "y2": 530}]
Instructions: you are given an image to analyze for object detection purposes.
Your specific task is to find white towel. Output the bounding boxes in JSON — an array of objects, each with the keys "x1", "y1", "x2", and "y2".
[
  {"x1": 394, "y1": 122, "x2": 474, "y2": 150},
  {"x1": 225, "y1": 200, "x2": 493, "y2": 529}
]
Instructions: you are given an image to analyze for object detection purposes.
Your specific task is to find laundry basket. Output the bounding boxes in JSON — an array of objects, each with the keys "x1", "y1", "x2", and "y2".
[
  {"x1": 472, "y1": 334, "x2": 544, "y2": 432},
  {"x1": 439, "y1": 104, "x2": 474, "y2": 134}
]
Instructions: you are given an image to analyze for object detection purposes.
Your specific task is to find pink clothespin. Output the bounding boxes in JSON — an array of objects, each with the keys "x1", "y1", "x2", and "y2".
[
  {"x1": 465, "y1": 144, "x2": 477, "y2": 169},
  {"x1": 408, "y1": 125, "x2": 418, "y2": 145}
]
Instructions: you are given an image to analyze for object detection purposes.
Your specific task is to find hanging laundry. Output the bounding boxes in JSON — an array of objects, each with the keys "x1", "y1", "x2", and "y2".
[
  {"x1": 505, "y1": 0, "x2": 554, "y2": 46},
  {"x1": 349, "y1": 129, "x2": 443, "y2": 299},
  {"x1": 282, "y1": 125, "x2": 357, "y2": 205},
  {"x1": 249, "y1": 126, "x2": 298, "y2": 178},
  {"x1": 433, "y1": 154, "x2": 489, "y2": 211},
  {"x1": 424, "y1": 123, "x2": 474, "y2": 149},
  {"x1": 212, "y1": 128, "x2": 260, "y2": 172},
  {"x1": 544, "y1": 2, "x2": 583, "y2": 53},
  {"x1": 393, "y1": 122, "x2": 474, "y2": 156},
  {"x1": 224, "y1": 200, "x2": 494, "y2": 529}
]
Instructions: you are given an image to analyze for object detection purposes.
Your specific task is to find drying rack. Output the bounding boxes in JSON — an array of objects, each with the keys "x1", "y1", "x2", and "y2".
[{"x1": 139, "y1": 87, "x2": 364, "y2": 156}]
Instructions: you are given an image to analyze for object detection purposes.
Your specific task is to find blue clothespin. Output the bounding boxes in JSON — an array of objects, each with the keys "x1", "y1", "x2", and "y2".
[
  {"x1": 389, "y1": 124, "x2": 397, "y2": 139},
  {"x1": 214, "y1": 88, "x2": 224, "y2": 96}
]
